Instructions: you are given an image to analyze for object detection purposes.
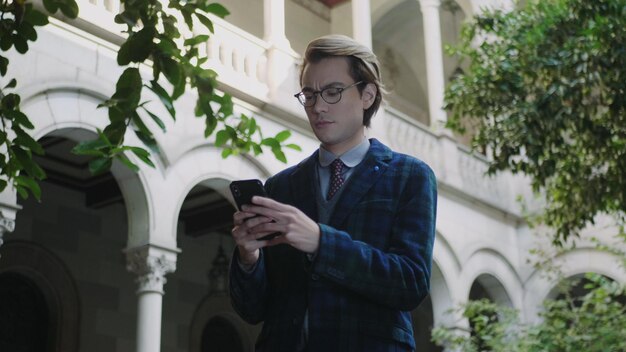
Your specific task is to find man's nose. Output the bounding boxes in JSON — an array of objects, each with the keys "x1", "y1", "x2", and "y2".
[{"x1": 312, "y1": 95, "x2": 328, "y2": 113}]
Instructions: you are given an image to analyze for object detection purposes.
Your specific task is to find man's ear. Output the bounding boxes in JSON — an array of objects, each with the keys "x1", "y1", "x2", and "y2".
[{"x1": 361, "y1": 83, "x2": 377, "y2": 110}]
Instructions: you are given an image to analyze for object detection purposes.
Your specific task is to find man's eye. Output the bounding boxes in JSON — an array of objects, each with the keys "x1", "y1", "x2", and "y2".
[
  {"x1": 302, "y1": 93, "x2": 315, "y2": 100},
  {"x1": 323, "y1": 88, "x2": 341, "y2": 97}
]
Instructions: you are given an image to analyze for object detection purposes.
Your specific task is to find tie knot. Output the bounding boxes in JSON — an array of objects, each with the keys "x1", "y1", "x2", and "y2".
[{"x1": 330, "y1": 158, "x2": 344, "y2": 175}]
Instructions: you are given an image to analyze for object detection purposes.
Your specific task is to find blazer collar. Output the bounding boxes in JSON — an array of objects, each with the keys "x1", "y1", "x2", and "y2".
[
  {"x1": 289, "y1": 139, "x2": 392, "y2": 225},
  {"x1": 329, "y1": 139, "x2": 392, "y2": 226}
]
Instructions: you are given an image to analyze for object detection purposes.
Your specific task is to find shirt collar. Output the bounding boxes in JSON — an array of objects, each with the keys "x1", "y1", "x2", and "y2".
[{"x1": 318, "y1": 137, "x2": 370, "y2": 168}]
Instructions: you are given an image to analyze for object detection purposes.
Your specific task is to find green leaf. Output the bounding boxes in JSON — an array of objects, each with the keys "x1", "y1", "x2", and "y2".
[
  {"x1": 285, "y1": 143, "x2": 302, "y2": 151},
  {"x1": 12, "y1": 145, "x2": 45, "y2": 178},
  {"x1": 275, "y1": 130, "x2": 291, "y2": 142},
  {"x1": 272, "y1": 148, "x2": 286, "y2": 163},
  {"x1": 4, "y1": 79, "x2": 17, "y2": 89},
  {"x1": 196, "y1": 14, "x2": 214, "y2": 33},
  {"x1": 13, "y1": 126, "x2": 44, "y2": 155},
  {"x1": 118, "y1": 26, "x2": 156, "y2": 65},
  {"x1": 0, "y1": 36, "x2": 12, "y2": 51},
  {"x1": 184, "y1": 35, "x2": 210, "y2": 47},
  {"x1": 24, "y1": 8, "x2": 49, "y2": 26},
  {"x1": 127, "y1": 146, "x2": 155, "y2": 167},
  {"x1": 2, "y1": 93, "x2": 20, "y2": 109},
  {"x1": 72, "y1": 138, "x2": 109, "y2": 156},
  {"x1": 0, "y1": 179, "x2": 7, "y2": 193},
  {"x1": 161, "y1": 14, "x2": 180, "y2": 39},
  {"x1": 131, "y1": 112, "x2": 153, "y2": 139},
  {"x1": 142, "y1": 107, "x2": 166, "y2": 132},
  {"x1": 160, "y1": 57, "x2": 184, "y2": 97},
  {"x1": 146, "y1": 80, "x2": 176, "y2": 120},
  {"x1": 0, "y1": 56, "x2": 9, "y2": 76},
  {"x1": 156, "y1": 36, "x2": 179, "y2": 57},
  {"x1": 15, "y1": 175, "x2": 41, "y2": 200},
  {"x1": 18, "y1": 22, "x2": 38, "y2": 41},
  {"x1": 205, "y1": 3, "x2": 230, "y2": 18},
  {"x1": 112, "y1": 67, "x2": 142, "y2": 110},
  {"x1": 4, "y1": 110, "x2": 33, "y2": 129},
  {"x1": 89, "y1": 157, "x2": 113, "y2": 175},
  {"x1": 135, "y1": 131, "x2": 158, "y2": 152},
  {"x1": 58, "y1": 0, "x2": 79, "y2": 18},
  {"x1": 102, "y1": 120, "x2": 127, "y2": 146},
  {"x1": 221, "y1": 147, "x2": 232, "y2": 158},
  {"x1": 204, "y1": 114, "x2": 217, "y2": 137},
  {"x1": 114, "y1": 10, "x2": 139, "y2": 26},
  {"x1": 215, "y1": 129, "x2": 229, "y2": 146},
  {"x1": 42, "y1": 0, "x2": 59, "y2": 14},
  {"x1": 115, "y1": 153, "x2": 139, "y2": 172},
  {"x1": 261, "y1": 138, "x2": 279, "y2": 149}
]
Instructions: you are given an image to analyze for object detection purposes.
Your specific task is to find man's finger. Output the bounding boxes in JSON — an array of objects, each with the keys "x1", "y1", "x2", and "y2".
[{"x1": 251, "y1": 196, "x2": 291, "y2": 211}]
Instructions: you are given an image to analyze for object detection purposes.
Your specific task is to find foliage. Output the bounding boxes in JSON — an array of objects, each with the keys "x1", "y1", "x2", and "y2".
[
  {"x1": 432, "y1": 273, "x2": 626, "y2": 352},
  {"x1": 0, "y1": 0, "x2": 299, "y2": 200},
  {"x1": 444, "y1": 0, "x2": 626, "y2": 245}
]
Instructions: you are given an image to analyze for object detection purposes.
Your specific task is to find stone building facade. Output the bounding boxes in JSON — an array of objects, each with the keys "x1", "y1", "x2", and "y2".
[{"x1": 0, "y1": 0, "x2": 623, "y2": 351}]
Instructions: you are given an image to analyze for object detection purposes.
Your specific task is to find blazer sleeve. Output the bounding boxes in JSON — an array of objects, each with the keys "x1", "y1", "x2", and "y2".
[
  {"x1": 311, "y1": 161, "x2": 437, "y2": 311},
  {"x1": 229, "y1": 248, "x2": 269, "y2": 324}
]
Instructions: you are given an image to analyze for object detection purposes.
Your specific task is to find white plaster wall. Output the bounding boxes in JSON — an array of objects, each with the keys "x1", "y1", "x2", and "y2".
[{"x1": 286, "y1": 0, "x2": 331, "y2": 55}]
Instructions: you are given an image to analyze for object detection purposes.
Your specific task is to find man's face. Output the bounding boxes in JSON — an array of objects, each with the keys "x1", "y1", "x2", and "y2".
[{"x1": 300, "y1": 56, "x2": 374, "y2": 155}]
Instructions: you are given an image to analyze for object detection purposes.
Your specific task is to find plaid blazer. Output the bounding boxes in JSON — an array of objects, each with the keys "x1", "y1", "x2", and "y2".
[{"x1": 230, "y1": 139, "x2": 437, "y2": 351}]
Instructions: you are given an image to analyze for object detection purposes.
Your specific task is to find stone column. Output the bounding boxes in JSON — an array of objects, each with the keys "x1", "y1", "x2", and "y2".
[
  {"x1": 126, "y1": 245, "x2": 178, "y2": 352},
  {"x1": 264, "y1": 0, "x2": 290, "y2": 49},
  {"x1": 352, "y1": 0, "x2": 372, "y2": 49},
  {"x1": 263, "y1": 0, "x2": 299, "y2": 108},
  {"x1": 418, "y1": 0, "x2": 448, "y2": 130}
]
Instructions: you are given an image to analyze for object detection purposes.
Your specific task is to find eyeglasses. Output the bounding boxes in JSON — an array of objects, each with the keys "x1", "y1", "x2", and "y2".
[{"x1": 294, "y1": 81, "x2": 363, "y2": 107}]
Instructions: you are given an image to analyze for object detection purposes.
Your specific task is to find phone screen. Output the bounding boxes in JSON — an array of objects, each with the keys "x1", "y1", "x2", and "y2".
[
  {"x1": 230, "y1": 179, "x2": 268, "y2": 211},
  {"x1": 229, "y1": 179, "x2": 280, "y2": 241}
]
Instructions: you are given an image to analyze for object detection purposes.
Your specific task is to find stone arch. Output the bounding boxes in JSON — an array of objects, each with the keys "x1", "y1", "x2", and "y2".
[
  {"x1": 469, "y1": 273, "x2": 512, "y2": 307},
  {"x1": 461, "y1": 248, "x2": 522, "y2": 309},
  {"x1": 153, "y1": 146, "x2": 271, "y2": 248},
  {"x1": 20, "y1": 86, "x2": 153, "y2": 250},
  {"x1": 523, "y1": 247, "x2": 626, "y2": 322},
  {"x1": 371, "y1": 0, "x2": 469, "y2": 125},
  {"x1": 0, "y1": 240, "x2": 80, "y2": 352},
  {"x1": 372, "y1": 0, "x2": 429, "y2": 124}
]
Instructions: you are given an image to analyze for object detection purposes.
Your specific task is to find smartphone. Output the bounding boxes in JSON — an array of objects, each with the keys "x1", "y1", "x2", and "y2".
[{"x1": 229, "y1": 179, "x2": 280, "y2": 241}]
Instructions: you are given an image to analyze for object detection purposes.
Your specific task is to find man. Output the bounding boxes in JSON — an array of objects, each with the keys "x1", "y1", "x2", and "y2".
[{"x1": 229, "y1": 34, "x2": 437, "y2": 351}]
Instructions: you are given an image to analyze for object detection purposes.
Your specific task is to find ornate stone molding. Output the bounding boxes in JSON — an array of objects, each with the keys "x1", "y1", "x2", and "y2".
[
  {"x1": 125, "y1": 245, "x2": 179, "y2": 294},
  {"x1": 0, "y1": 206, "x2": 19, "y2": 254}
]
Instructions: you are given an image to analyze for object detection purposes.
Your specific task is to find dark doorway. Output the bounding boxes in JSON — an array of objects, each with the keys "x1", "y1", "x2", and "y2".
[
  {"x1": 0, "y1": 272, "x2": 51, "y2": 352},
  {"x1": 201, "y1": 316, "x2": 245, "y2": 352}
]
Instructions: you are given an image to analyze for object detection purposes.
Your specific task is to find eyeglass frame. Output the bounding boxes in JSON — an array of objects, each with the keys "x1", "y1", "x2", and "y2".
[{"x1": 293, "y1": 81, "x2": 364, "y2": 107}]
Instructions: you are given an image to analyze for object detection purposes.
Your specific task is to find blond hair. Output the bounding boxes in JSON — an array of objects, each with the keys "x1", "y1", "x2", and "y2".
[{"x1": 300, "y1": 35, "x2": 385, "y2": 127}]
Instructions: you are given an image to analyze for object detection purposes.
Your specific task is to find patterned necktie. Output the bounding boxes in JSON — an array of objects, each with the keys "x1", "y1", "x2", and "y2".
[{"x1": 327, "y1": 159, "x2": 345, "y2": 200}]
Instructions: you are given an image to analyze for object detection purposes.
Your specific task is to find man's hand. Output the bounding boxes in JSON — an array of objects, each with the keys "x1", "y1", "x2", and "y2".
[
  {"x1": 243, "y1": 196, "x2": 321, "y2": 254},
  {"x1": 231, "y1": 210, "x2": 274, "y2": 266}
]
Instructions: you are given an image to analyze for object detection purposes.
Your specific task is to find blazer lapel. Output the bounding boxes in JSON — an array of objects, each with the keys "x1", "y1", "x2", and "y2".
[
  {"x1": 329, "y1": 139, "x2": 392, "y2": 227},
  {"x1": 289, "y1": 151, "x2": 319, "y2": 222}
]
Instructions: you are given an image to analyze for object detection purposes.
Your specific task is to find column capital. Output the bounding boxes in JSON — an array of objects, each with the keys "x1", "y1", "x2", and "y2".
[
  {"x1": 0, "y1": 198, "x2": 21, "y2": 254},
  {"x1": 0, "y1": 212, "x2": 16, "y2": 234},
  {"x1": 125, "y1": 244, "x2": 179, "y2": 294}
]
